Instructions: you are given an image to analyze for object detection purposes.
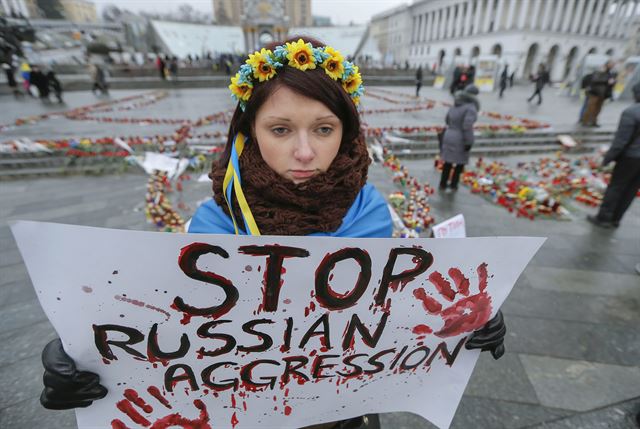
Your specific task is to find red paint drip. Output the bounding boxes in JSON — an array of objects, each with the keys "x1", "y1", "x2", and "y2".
[
  {"x1": 428, "y1": 272, "x2": 456, "y2": 301},
  {"x1": 231, "y1": 412, "x2": 239, "y2": 428},
  {"x1": 147, "y1": 386, "x2": 172, "y2": 409},
  {"x1": 124, "y1": 389, "x2": 153, "y2": 414},
  {"x1": 285, "y1": 405, "x2": 292, "y2": 416},
  {"x1": 114, "y1": 295, "x2": 170, "y2": 321},
  {"x1": 82, "y1": 286, "x2": 93, "y2": 293},
  {"x1": 231, "y1": 393, "x2": 237, "y2": 408},
  {"x1": 413, "y1": 288, "x2": 442, "y2": 313},
  {"x1": 412, "y1": 324, "x2": 433, "y2": 335},
  {"x1": 116, "y1": 400, "x2": 151, "y2": 427},
  {"x1": 170, "y1": 302, "x2": 192, "y2": 325}
]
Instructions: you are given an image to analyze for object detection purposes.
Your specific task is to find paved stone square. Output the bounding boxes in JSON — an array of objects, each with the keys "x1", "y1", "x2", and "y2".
[{"x1": 1, "y1": 85, "x2": 639, "y2": 428}]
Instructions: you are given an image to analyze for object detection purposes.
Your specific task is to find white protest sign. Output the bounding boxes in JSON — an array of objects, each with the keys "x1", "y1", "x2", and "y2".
[
  {"x1": 11, "y1": 221, "x2": 544, "y2": 429},
  {"x1": 432, "y1": 214, "x2": 467, "y2": 239}
]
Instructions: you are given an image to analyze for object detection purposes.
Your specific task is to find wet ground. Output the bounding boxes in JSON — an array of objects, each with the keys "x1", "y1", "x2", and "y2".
[{"x1": 1, "y1": 85, "x2": 639, "y2": 428}]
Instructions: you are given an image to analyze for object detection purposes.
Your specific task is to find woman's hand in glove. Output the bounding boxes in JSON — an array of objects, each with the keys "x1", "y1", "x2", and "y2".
[
  {"x1": 40, "y1": 338, "x2": 108, "y2": 410},
  {"x1": 464, "y1": 310, "x2": 506, "y2": 360}
]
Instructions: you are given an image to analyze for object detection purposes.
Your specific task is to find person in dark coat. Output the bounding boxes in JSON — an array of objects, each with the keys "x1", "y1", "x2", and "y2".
[
  {"x1": 46, "y1": 70, "x2": 63, "y2": 103},
  {"x1": 29, "y1": 65, "x2": 50, "y2": 101},
  {"x1": 527, "y1": 64, "x2": 549, "y2": 105},
  {"x1": 415, "y1": 65, "x2": 423, "y2": 97},
  {"x1": 2, "y1": 60, "x2": 22, "y2": 98},
  {"x1": 581, "y1": 61, "x2": 617, "y2": 127},
  {"x1": 587, "y1": 82, "x2": 640, "y2": 228},
  {"x1": 499, "y1": 65, "x2": 509, "y2": 98},
  {"x1": 440, "y1": 84, "x2": 479, "y2": 190}
]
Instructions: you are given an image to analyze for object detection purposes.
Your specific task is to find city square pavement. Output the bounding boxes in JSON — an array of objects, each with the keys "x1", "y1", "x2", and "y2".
[{"x1": 1, "y1": 85, "x2": 639, "y2": 428}]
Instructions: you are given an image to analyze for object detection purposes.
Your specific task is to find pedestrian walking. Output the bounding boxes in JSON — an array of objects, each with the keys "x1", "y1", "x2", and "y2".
[
  {"x1": 168, "y1": 56, "x2": 179, "y2": 81},
  {"x1": 440, "y1": 85, "x2": 480, "y2": 191},
  {"x1": 89, "y1": 63, "x2": 109, "y2": 96},
  {"x1": 415, "y1": 65, "x2": 423, "y2": 97},
  {"x1": 2, "y1": 60, "x2": 22, "y2": 98},
  {"x1": 28, "y1": 65, "x2": 49, "y2": 101},
  {"x1": 581, "y1": 61, "x2": 616, "y2": 127},
  {"x1": 19, "y1": 60, "x2": 32, "y2": 96},
  {"x1": 155, "y1": 55, "x2": 166, "y2": 80},
  {"x1": 509, "y1": 69, "x2": 516, "y2": 87},
  {"x1": 37, "y1": 37, "x2": 506, "y2": 429},
  {"x1": 499, "y1": 65, "x2": 509, "y2": 98},
  {"x1": 578, "y1": 71, "x2": 594, "y2": 123},
  {"x1": 46, "y1": 70, "x2": 63, "y2": 103},
  {"x1": 527, "y1": 64, "x2": 549, "y2": 105},
  {"x1": 587, "y1": 82, "x2": 640, "y2": 228}
]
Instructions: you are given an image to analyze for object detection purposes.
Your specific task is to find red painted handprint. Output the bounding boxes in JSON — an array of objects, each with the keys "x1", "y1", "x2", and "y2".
[
  {"x1": 111, "y1": 386, "x2": 212, "y2": 429},
  {"x1": 412, "y1": 263, "x2": 492, "y2": 338}
]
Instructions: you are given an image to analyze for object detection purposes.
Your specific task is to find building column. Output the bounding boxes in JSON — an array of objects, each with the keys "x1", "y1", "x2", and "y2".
[
  {"x1": 517, "y1": 0, "x2": 530, "y2": 29},
  {"x1": 616, "y1": 0, "x2": 632, "y2": 38},
  {"x1": 588, "y1": 0, "x2": 605, "y2": 34},
  {"x1": 612, "y1": 0, "x2": 629, "y2": 38},
  {"x1": 561, "y1": 0, "x2": 577, "y2": 32},
  {"x1": 431, "y1": 9, "x2": 437, "y2": 40},
  {"x1": 607, "y1": 0, "x2": 626, "y2": 37},
  {"x1": 620, "y1": 0, "x2": 640, "y2": 38},
  {"x1": 571, "y1": 0, "x2": 587, "y2": 33},
  {"x1": 596, "y1": 0, "x2": 612, "y2": 35},
  {"x1": 539, "y1": 0, "x2": 553, "y2": 31},
  {"x1": 439, "y1": 8, "x2": 447, "y2": 39},
  {"x1": 579, "y1": 0, "x2": 596, "y2": 34},
  {"x1": 455, "y1": 2, "x2": 464, "y2": 36},
  {"x1": 493, "y1": 0, "x2": 505, "y2": 30},
  {"x1": 425, "y1": 11, "x2": 432, "y2": 41},
  {"x1": 550, "y1": 0, "x2": 564, "y2": 32},
  {"x1": 464, "y1": 0, "x2": 474, "y2": 35},
  {"x1": 529, "y1": 0, "x2": 543, "y2": 30},
  {"x1": 444, "y1": 6, "x2": 451, "y2": 39},
  {"x1": 473, "y1": 0, "x2": 483, "y2": 34},
  {"x1": 451, "y1": 4, "x2": 459, "y2": 38},
  {"x1": 504, "y1": 0, "x2": 517, "y2": 29},
  {"x1": 482, "y1": 0, "x2": 494, "y2": 32}
]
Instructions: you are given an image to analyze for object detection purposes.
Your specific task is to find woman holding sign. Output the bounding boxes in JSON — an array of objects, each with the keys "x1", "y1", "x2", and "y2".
[{"x1": 40, "y1": 37, "x2": 507, "y2": 428}]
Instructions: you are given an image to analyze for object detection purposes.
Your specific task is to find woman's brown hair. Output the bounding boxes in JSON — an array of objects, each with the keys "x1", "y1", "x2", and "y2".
[{"x1": 216, "y1": 36, "x2": 363, "y2": 167}]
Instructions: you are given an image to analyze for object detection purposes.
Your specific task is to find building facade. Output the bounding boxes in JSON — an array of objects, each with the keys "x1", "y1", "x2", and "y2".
[
  {"x1": 372, "y1": 0, "x2": 639, "y2": 80},
  {"x1": 213, "y1": 0, "x2": 311, "y2": 27},
  {"x1": 59, "y1": 0, "x2": 96, "y2": 23}
]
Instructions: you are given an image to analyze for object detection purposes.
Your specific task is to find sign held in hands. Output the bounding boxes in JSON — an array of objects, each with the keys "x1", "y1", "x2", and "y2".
[{"x1": 11, "y1": 221, "x2": 543, "y2": 429}]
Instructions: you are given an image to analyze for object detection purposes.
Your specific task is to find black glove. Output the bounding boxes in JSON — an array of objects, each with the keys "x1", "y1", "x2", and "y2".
[
  {"x1": 464, "y1": 145, "x2": 472, "y2": 152},
  {"x1": 41, "y1": 338, "x2": 108, "y2": 410},
  {"x1": 465, "y1": 310, "x2": 506, "y2": 360}
]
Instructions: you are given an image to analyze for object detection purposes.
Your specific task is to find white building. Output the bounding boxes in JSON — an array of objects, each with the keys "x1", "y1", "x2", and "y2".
[{"x1": 372, "y1": 0, "x2": 640, "y2": 81}]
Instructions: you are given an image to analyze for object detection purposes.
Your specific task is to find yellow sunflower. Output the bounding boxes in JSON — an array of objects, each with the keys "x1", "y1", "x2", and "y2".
[
  {"x1": 285, "y1": 39, "x2": 316, "y2": 71},
  {"x1": 342, "y1": 66, "x2": 362, "y2": 94},
  {"x1": 229, "y1": 73, "x2": 253, "y2": 101},
  {"x1": 246, "y1": 48, "x2": 277, "y2": 82},
  {"x1": 321, "y1": 47, "x2": 344, "y2": 80},
  {"x1": 351, "y1": 96, "x2": 361, "y2": 106}
]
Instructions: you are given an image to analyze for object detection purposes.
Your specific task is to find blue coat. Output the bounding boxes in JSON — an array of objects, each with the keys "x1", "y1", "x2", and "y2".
[{"x1": 188, "y1": 183, "x2": 393, "y2": 238}]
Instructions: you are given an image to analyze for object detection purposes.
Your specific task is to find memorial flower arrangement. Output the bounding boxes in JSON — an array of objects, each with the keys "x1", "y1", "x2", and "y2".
[{"x1": 229, "y1": 39, "x2": 364, "y2": 110}]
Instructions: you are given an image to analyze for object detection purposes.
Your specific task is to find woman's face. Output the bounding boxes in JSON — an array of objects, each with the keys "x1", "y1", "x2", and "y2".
[{"x1": 253, "y1": 86, "x2": 343, "y2": 184}]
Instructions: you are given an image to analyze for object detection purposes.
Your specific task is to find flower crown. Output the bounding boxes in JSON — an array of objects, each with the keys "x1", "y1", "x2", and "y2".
[{"x1": 228, "y1": 39, "x2": 364, "y2": 111}]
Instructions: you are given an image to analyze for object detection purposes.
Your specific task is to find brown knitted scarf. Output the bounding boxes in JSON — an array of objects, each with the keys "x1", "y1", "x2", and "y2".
[{"x1": 209, "y1": 135, "x2": 370, "y2": 236}]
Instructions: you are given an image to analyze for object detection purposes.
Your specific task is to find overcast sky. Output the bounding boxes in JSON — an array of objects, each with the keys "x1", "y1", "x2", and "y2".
[{"x1": 90, "y1": 0, "x2": 409, "y2": 25}]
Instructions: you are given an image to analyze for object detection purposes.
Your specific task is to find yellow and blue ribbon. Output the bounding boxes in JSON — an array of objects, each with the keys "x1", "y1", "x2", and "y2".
[{"x1": 222, "y1": 133, "x2": 261, "y2": 236}]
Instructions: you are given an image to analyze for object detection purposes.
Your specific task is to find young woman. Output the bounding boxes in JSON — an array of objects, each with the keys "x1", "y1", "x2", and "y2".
[
  {"x1": 439, "y1": 84, "x2": 480, "y2": 191},
  {"x1": 40, "y1": 38, "x2": 506, "y2": 429}
]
